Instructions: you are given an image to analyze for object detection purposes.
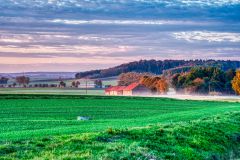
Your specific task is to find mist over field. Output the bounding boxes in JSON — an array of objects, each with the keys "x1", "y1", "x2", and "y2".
[{"x1": 157, "y1": 94, "x2": 240, "y2": 102}]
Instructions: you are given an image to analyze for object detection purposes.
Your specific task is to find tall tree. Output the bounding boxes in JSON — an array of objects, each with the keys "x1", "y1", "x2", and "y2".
[
  {"x1": 140, "y1": 76, "x2": 169, "y2": 94},
  {"x1": 71, "y1": 81, "x2": 81, "y2": 88},
  {"x1": 225, "y1": 69, "x2": 236, "y2": 94},
  {"x1": 76, "y1": 81, "x2": 80, "y2": 88},
  {"x1": 232, "y1": 70, "x2": 240, "y2": 95},
  {"x1": 156, "y1": 77, "x2": 169, "y2": 94},
  {"x1": 71, "y1": 81, "x2": 76, "y2": 87},
  {"x1": 59, "y1": 81, "x2": 66, "y2": 88},
  {"x1": 16, "y1": 76, "x2": 30, "y2": 86},
  {"x1": 94, "y1": 80, "x2": 103, "y2": 88},
  {"x1": 0, "y1": 77, "x2": 9, "y2": 85}
]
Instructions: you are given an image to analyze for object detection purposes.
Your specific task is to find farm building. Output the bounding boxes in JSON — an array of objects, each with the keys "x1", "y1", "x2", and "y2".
[
  {"x1": 123, "y1": 82, "x2": 151, "y2": 96},
  {"x1": 105, "y1": 86, "x2": 126, "y2": 96},
  {"x1": 105, "y1": 83, "x2": 151, "y2": 96}
]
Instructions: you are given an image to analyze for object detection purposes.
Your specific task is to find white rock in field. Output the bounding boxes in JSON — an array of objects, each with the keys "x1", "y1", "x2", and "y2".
[{"x1": 77, "y1": 116, "x2": 91, "y2": 121}]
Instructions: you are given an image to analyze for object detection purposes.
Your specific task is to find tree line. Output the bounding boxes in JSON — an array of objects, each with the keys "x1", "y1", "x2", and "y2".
[
  {"x1": 76, "y1": 59, "x2": 240, "y2": 79},
  {"x1": 117, "y1": 67, "x2": 240, "y2": 95},
  {"x1": 0, "y1": 76, "x2": 30, "y2": 87},
  {"x1": 0, "y1": 75, "x2": 104, "y2": 89},
  {"x1": 172, "y1": 67, "x2": 236, "y2": 94}
]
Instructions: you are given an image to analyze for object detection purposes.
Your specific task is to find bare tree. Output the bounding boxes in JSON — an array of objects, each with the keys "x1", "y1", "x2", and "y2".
[
  {"x1": 94, "y1": 79, "x2": 103, "y2": 88},
  {"x1": 118, "y1": 72, "x2": 152, "y2": 86},
  {"x1": 76, "y1": 81, "x2": 80, "y2": 88},
  {"x1": 16, "y1": 76, "x2": 30, "y2": 87},
  {"x1": 0, "y1": 77, "x2": 9, "y2": 85},
  {"x1": 59, "y1": 81, "x2": 66, "y2": 88},
  {"x1": 71, "y1": 81, "x2": 80, "y2": 88},
  {"x1": 71, "y1": 81, "x2": 76, "y2": 87}
]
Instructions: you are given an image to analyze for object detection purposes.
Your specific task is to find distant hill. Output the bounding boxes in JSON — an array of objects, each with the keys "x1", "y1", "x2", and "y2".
[{"x1": 75, "y1": 60, "x2": 240, "y2": 79}]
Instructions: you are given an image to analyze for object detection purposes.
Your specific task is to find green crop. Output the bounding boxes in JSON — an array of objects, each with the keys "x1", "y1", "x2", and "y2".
[{"x1": 0, "y1": 94, "x2": 240, "y2": 141}]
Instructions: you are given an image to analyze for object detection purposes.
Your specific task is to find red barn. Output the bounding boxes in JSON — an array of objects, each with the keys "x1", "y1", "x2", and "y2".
[
  {"x1": 105, "y1": 86, "x2": 126, "y2": 96},
  {"x1": 123, "y1": 82, "x2": 151, "y2": 96},
  {"x1": 105, "y1": 82, "x2": 151, "y2": 96}
]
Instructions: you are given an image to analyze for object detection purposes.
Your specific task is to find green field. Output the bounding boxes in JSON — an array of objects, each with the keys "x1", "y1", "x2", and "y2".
[
  {"x1": 0, "y1": 88, "x2": 104, "y2": 95},
  {"x1": 0, "y1": 95, "x2": 240, "y2": 159},
  {"x1": 0, "y1": 94, "x2": 240, "y2": 141}
]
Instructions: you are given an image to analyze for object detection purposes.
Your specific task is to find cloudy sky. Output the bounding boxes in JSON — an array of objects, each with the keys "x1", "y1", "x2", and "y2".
[{"x1": 0, "y1": 0, "x2": 240, "y2": 73}]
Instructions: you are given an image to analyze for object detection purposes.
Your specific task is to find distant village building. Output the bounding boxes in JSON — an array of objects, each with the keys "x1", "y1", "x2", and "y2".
[
  {"x1": 74, "y1": 79, "x2": 102, "y2": 89},
  {"x1": 105, "y1": 82, "x2": 151, "y2": 96},
  {"x1": 78, "y1": 84, "x2": 96, "y2": 89}
]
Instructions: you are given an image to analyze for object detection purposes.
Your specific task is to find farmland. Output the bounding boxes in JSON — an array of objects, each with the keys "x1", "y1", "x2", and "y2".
[
  {"x1": 0, "y1": 94, "x2": 240, "y2": 159},
  {"x1": 0, "y1": 88, "x2": 105, "y2": 95}
]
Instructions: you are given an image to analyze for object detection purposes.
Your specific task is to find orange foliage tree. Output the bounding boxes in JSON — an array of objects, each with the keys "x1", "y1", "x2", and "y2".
[
  {"x1": 156, "y1": 77, "x2": 169, "y2": 94},
  {"x1": 140, "y1": 76, "x2": 169, "y2": 94},
  {"x1": 232, "y1": 70, "x2": 240, "y2": 95}
]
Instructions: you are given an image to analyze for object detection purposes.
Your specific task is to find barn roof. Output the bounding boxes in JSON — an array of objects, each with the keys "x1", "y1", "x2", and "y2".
[
  {"x1": 105, "y1": 86, "x2": 126, "y2": 92},
  {"x1": 123, "y1": 82, "x2": 140, "y2": 91},
  {"x1": 105, "y1": 82, "x2": 145, "y2": 92}
]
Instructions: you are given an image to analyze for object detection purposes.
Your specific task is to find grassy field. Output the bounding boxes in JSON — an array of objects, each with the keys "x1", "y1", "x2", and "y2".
[
  {"x1": 0, "y1": 94, "x2": 240, "y2": 141},
  {"x1": 1, "y1": 112, "x2": 240, "y2": 159},
  {"x1": 0, "y1": 94, "x2": 240, "y2": 159},
  {"x1": 0, "y1": 88, "x2": 104, "y2": 95}
]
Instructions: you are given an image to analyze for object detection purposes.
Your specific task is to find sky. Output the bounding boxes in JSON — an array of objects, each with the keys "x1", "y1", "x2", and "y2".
[{"x1": 0, "y1": 0, "x2": 240, "y2": 73}]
